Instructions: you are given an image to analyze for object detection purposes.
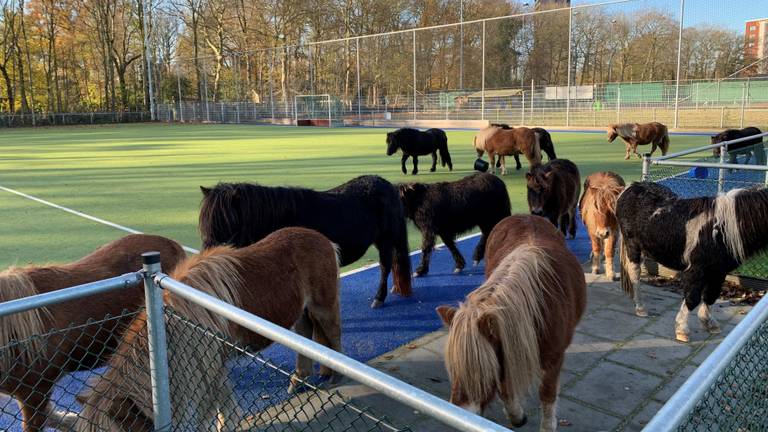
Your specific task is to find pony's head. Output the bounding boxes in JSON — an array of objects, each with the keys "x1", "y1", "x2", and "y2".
[
  {"x1": 397, "y1": 183, "x2": 427, "y2": 216},
  {"x1": 437, "y1": 305, "x2": 500, "y2": 413},
  {"x1": 581, "y1": 173, "x2": 625, "y2": 239},
  {"x1": 525, "y1": 166, "x2": 554, "y2": 216},
  {"x1": 199, "y1": 183, "x2": 245, "y2": 249},
  {"x1": 711, "y1": 131, "x2": 732, "y2": 157},
  {"x1": 607, "y1": 125, "x2": 618, "y2": 142},
  {"x1": 386, "y1": 131, "x2": 399, "y2": 156}
]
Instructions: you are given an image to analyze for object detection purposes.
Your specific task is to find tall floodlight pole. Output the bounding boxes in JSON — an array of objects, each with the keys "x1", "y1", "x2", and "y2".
[
  {"x1": 142, "y1": 0, "x2": 155, "y2": 120},
  {"x1": 566, "y1": 8, "x2": 574, "y2": 127},
  {"x1": 459, "y1": 0, "x2": 463, "y2": 90},
  {"x1": 673, "y1": 0, "x2": 685, "y2": 128}
]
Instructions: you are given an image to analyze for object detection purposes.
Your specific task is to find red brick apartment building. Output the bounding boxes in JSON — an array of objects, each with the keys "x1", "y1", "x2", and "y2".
[{"x1": 745, "y1": 18, "x2": 767, "y2": 74}]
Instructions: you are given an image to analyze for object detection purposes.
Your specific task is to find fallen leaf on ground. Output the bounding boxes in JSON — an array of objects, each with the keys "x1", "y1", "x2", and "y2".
[{"x1": 558, "y1": 419, "x2": 572, "y2": 427}]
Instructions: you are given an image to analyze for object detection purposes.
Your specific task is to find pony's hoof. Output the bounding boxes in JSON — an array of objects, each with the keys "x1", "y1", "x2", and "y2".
[
  {"x1": 705, "y1": 321, "x2": 722, "y2": 334},
  {"x1": 510, "y1": 414, "x2": 527, "y2": 428},
  {"x1": 591, "y1": 268, "x2": 599, "y2": 275},
  {"x1": 370, "y1": 299, "x2": 384, "y2": 308},
  {"x1": 413, "y1": 270, "x2": 427, "y2": 278},
  {"x1": 624, "y1": 156, "x2": 630, "y2": 160},
  {"x1": 635, "y1": 306, "x2": 648, "y2": 317},
  {"x1": 607, "y1": 272, "x2": 618, "y2": 281},
  {"x1": 287, "y1": 374, "x2": 308, "y2": 394},
  {"x1": 569, "y1": 233, "x2": 576, "y2": 239},
  {"x1": 430, "y1": 167, "x2": 436, "y2": 172},
  {"x1": 453, "y1": 267, "x2": 463, "y2": 274},
  {"x1": 675, "y1": 331, "x2": 690, "y2": 343},
  {"x1": 473, "y1": 260, "x2": 480, "y2": 266}
]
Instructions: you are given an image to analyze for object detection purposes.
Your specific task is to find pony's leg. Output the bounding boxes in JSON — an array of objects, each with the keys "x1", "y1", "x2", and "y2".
[
  {"x1": 558, "y1": 213, "x2": 569, "y2": 237},
  {"x1": 17, "y1": 384, "x2": 50, "y2": 432},
  {"x1": 514, "y1": 154, "x2": 522, "y2": 170},
  {"x1": 501, "y1": 156, "x2": 507, "y2": 175},
  {"x1": 676, "y1": 269, "x2": 707, "y2": 342},
  {"x1": 699, "y1": 275, "x2": 726, "y2": 334},
  {"x1": 650, "y1": 141, "x2": 658, "y2": 156},
  {"x1": 604, "y1": 232, "x2": 618, "y2": 281},
  {"x1": 623, "y1": 239, "x2": 647, "y2": 317},
  {"x1": 441, "y1": 236, "x2": 466, "y2": 273},
  {"x1": 489, "y1": 153, "x2": 496, "y2": 175},
  {"x1": 308, "y1": 304, "x2": 343, "y2": 379},
  {"x1": 414, "y1": 231, "x2": 435, "y2": 277},
  {"x1": 590, "y1": 234, "x2": 602, "y2": 275},
  {"x1": 499, "y1": 385, "x2": 527, "y2": 428},
  {"x1": 430, "y1": 152, "x2": 437, "y2": 172},
  {"x1": 539, "y1": 356, "x2": 564, "y2": 432},
  {"x1": 568, "y1": 208, "x2": 577, "y2": 239},
  {"x1": 675, "y1": 300, "x2": 692, "y2": 343},
  {"x1": 289, "y1": 309, "x2": 315, "y2": 393},
  {"x1": 411, "y1": 156, "x2": 419, "y2": 175},
  {"x1": 472, "y1": 227, "x2": 490, "y2": 266},
  {"x1": 372, "y1": 239, "x2": 395, "y2": 308},
  {"x1": 400, "y1": 154, "x2": 408, "y2": 174}
]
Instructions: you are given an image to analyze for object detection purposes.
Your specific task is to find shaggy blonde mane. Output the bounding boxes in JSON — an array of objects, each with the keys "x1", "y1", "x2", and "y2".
[
  {"x1": 445, "y1": 245, "x2": 554, "y2": 403},
  {"x1": 714, "y1": 189, "x2": 746, "y2": 262},
  {"x1": 0, "y1": 267, "x2": 53, "y2": 374},
  {"x1": 581, "y1": 174, "x2": 625, "y2": 223}
]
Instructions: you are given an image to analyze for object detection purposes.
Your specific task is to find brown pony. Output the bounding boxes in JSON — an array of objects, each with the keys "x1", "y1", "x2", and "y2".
[
  {"x1": 579, "y1": 172, "x2": 626, "y2": 280},
  {"x1": 526, "y1": 159, "x2": 581, "y2": 238},
  {"x1": 607, "y1": 122, "x2": 670, "y2": 159},
  {"x1": 72, "y1": 227, "x2": 341, "y2": 431},
  {"x1": 0, "y1": 234, "x2": 185, "y2": 432},
  {"x1": 437, "y1": 215, "x2": 586, "y2": 431},
  {"x1": 474, "y1": 126, "x2": 541, "y2": 175}
]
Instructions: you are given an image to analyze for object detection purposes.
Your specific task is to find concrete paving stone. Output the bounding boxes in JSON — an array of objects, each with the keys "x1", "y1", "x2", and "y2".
[
  {"x1": 689, "y1": 332, "x2": 729, "y2": 365},
  {"x1": 642, "y1": 304, "x2": 711, "y2": 343},
  {"x1": 576, "y1": 308, "x2": 647, "y2": 342},
  {"x1": 652, "y1": 364, "x2": 699, "y2": 403},
  {"x1": 563, "y1": 361, "x2": 664, "y2": 417},
  {"x1": 624, "y1": 400, "x2": 665, "y2": 431},
  {"x1": 607, "y1": 332, "x2": 695, "y2": 376},
  {"x1": 584, "y1": 285, "x2": 638, "y2": 316},
  {"x1": 563, "y1": 332, "x2": 617, "y2": 374},
  {"x1": 419, "y1": 331, "x2": 447, "y2": 356},
  {"x1": 370, "y1": 347, "x2": 449, "y2": 395}
]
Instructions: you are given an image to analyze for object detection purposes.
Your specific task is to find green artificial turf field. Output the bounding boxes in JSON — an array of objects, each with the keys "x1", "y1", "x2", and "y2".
[{"x1": 0, "y1": 123, "x2": 710, "y2": 269}]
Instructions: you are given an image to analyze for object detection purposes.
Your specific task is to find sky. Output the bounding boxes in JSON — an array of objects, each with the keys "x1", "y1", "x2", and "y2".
[{"x1": 571, "y1": 0, "x2": 768, "y2": 32}]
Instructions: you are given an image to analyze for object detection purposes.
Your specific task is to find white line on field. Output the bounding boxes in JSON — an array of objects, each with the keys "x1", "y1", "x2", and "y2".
[
  {"x1": 0, "y1": 184, "x2": 482, "y2": 272},
  {"x1": 0, "y1": 185, "x2": 201, "y2": 254}
]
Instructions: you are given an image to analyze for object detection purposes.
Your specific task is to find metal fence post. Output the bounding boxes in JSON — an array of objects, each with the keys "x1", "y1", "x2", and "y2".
[
  {"x1": 673, "y1": 0, "x2": 685, "y2": 128},
  {"x1": 142, "y1": 252, "x2": 172, "y2": 431},
  {"x1": 412, "y1": 30, "x2": 417, "y2": 121},
  {"x1": 642, "y1": 154, "x2": 651, "y2": 181},
  {"x1": 481, "y1": 21, "x2": 486, "y2": 121},
  {"x1": 177, "y1": 72, "x2": 183, "y2": 123},
  {"x1": 740, "y1": 81, "x2": 747, "y2": 129},
  {"x1": 718, "y1": 144, "x2": 727, "y2": 194},
  {"x1": 566, "y1": 7, "x2": 573, "y2": 127},
  {"x1": 356, "y1": 38, "x2": 362, "y2": 122},
  {"x1": 616, "y1": 86, "x2": 621, "y2": 123},
  {"x1": 720, "y1": 107, "x2": 725, "y2": 128},
  {"x1": 521, "y1": 90, "x2": 525, "y2": 125}
]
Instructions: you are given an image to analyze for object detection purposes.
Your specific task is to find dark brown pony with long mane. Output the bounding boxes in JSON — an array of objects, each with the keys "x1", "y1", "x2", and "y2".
[
  {"x1": 437, "y1": 215, "x2": 585, "y2": 430},
  {"x1": 198, "y1": 175, "x2": 411, "y2": 308},
  {"x1": 71, "y1": 227, "x2": 342, "y2": 431},
  {"x1": 474, "y1": 126, "x2": 541, "y2": 175},
  {"x1": 580, "y1": 172, "x2": 626, "y2": 280},
  {"x1": 526, "y1": 159, "x2": 581, "y2": 239},
  {"x1": 0, "y1": 234, "x2": 185, "y2": 432},
  {"x1": 607, "y1": 122, "x2": 670, "y2": 159}
]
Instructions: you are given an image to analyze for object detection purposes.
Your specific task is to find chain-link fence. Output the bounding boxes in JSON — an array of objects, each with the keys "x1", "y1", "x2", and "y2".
[{"x1": 642, "y1": 132, "x2": 768, "y2": 281}]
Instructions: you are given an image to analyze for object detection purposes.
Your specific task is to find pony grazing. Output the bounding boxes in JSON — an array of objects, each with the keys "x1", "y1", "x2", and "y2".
[
  {"x1": 437, "y1": 215, "x2": 585, "y2": 431},
  {"x1": 474, "y1": 126, "x2": 541, "y2": 175},
  {"x1": 0, "y1": 234, "x2": 185, "y2": 432},
  {"x1": 607, "y1": 122, "x2": 670, "y2": 159},
  {"x1": 72, "y1": 227, "x2": 342, "y2": 431},
  {"x1": 198, "y1": 175, "x2": 411, "y2": 308},
  {"x1": 526, "y1": 159, "x2": 581, "y2": 238},
  {"x1": 491, "y1": 123, "x2": 557, "y2": 166},
  {"x1": 579, "y1": 172, "x2": 626, "y2": 280},
  {"x1": 386, "y1": 127, "x2": 453, "y2": 175},
  {"x1": 398, "y1": 173, "x2": 511, "y2": 276},
  {"x1": 711, "y1": 127, "x2": 765, "y2": 165},
  {"x1": 617, "y1": 182, "x2": 768, "y2": 340}
]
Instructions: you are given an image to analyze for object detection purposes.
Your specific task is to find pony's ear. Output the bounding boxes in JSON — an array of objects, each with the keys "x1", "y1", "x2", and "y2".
[
  {"x1": 436, "y1": 305, "x2": 457, "y2": 326},
  {"x1": 477, "y1": 313, "x2": 500, "y2": 346},
  {"x1": 200, "y1": 186, "x2": 211, "y2": 196}
]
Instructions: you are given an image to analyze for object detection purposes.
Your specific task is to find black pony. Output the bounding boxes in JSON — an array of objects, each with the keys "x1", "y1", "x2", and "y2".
[
  {"x1": 618, "y1": 182, "x2": 768, "y2": 342},
  {"x1": 398, "y1": 173, "x2": 511, "y2": 276},
  {"x1": 199, "y1": 175, "x2": 412, "y2": 308},
  {"x1": 386, "y1": 128, "x2": 453, "y2": 175},
  {"x1": 711, "y1": 126, "x2": 765, "y2": 165},
  {"x1": 491, "y1": 123, "x2": 557, "y2": 169}
]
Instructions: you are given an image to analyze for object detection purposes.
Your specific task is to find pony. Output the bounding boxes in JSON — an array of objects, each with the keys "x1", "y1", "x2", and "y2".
[
  {"x1": 0, "y1": 234, "x2": 185, "y2": 432},
  {"x1": 607, "y1": 122, "x2": 670, "y2": 159},
  {"x1": 617, "y1": 182, "x2": 768, "y2": 340},
  {"x1": 437, "y1": 215, "x2": 586, "y2": 431},
  {"x1": 579, "y1": 172, "x2": 626, "y2": 280},
  {"x1": 526, "y1": 159, "x2": 581, "y2": 239},
  {"x1": 398, "y1": 173, "x2": 511, "y2": 276},
  {"x1": 711, "y1": 127, "x2": 765, "y2": 166},
  {"x1": 490, "y1": 124, "x2": 557, "y2": 168},
  {"x1": 72, "y1": 227, "x2": 342, "y2": 431},
  {"x1": 198, "y1": 175, "x2": 411, "y2": 308},
  {"x1": 474, "y1": 126, "x2": 542, "y2": 175},
  {"x1": 386, "y1": 127, "x2": 453, "y2": 175}
]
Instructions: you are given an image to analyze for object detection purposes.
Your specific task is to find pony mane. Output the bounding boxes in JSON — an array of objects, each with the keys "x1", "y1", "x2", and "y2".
[
  {"x1": 168, "y1": 246, "x2": 244, "y2": 332},
  {"x1": 446, "y1": 245, "x2": 553, "y2": 403},
  {"x1": 610, "y1": 123, "x2": 636, "y2": 138},
  {"x1": 713, "y1": 189, "x2": 747, "y2": 262},
  {"x1": 0, "y1": 267, "x2": 53, "y2": 374},
  {"x1": 581, "y1": 174, "x2": 625, "y2": 221}
]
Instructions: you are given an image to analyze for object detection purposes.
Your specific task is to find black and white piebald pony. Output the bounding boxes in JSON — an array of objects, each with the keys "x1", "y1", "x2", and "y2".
[{"x1": 617, "y1": 182, "x2": 768, "y2": 342}]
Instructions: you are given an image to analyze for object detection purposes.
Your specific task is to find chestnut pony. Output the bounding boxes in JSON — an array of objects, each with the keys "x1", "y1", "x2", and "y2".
[
  {"x1": 579, "y1": 171, "x2": 626, "y2": 280},
  {"x1": 0, "y1": 234, "x2": 185, "y2": 432},
  {"x1": 71, "y1": 227, "x2": 341, "y2": 431},
  {"x1": 474, "y1": 126, "x2": 542, "y2": 175},
  {"x1": 607, "y1": 122, "x2": 670, "y2": 160},
  {"x1": 438, "y1": 215, "x2": 585, "y2": 431}
]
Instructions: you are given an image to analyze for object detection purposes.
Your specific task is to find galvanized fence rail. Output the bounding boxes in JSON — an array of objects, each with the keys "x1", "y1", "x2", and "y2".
[{"x1": 0, "y1": 252, "x2": 511, "y2": 431}]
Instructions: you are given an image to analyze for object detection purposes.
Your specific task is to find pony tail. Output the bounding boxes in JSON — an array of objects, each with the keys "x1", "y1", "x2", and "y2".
[
  {"x1": 532, "y1": 132, "x2": 543, "y2": 165},
  {"x1": 0, "y1": 270, "x2": 52, "y2": 372},
  {"x1": 391, "y1": 210, "x2": 413, "y2": 297},
  {"x1": 619, "y1": 237, "x2": 635, "y2": 298},
  {"x1": 661, "y1": 128, "x2": 670, "y2": 155},
  {"x1": 437, "y1": 130, "x2": 452, "y2": 170}
]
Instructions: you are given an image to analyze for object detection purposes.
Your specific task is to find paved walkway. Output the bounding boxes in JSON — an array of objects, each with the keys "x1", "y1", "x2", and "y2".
[{"x1": 332, "y1": 272, "x2": 753, "y2": 431}]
